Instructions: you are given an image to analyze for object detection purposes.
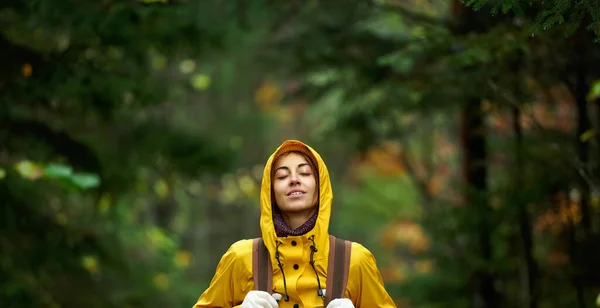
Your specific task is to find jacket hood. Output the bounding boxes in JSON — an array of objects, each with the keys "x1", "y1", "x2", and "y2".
[{"x1": 259, "y1": 140, "x2": 333, "y2": 259}]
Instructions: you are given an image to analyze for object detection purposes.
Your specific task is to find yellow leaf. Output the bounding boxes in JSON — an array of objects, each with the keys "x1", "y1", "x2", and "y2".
[
  {"x1": 580, "y1": 129, "x2": 596, "y2": 142},
  {"x1": 219, "y1": 187, "x2": 238, "y2": 205},
  {"x1": 82, "y1": 255, "x2": 99, "y2": 273},
  {"x1": 191, "y1": 74, "x2": 211, "y2": 91},
  {"x1": 14, "y1": 160, "x2": 43, "y2": 180},
  {"x1": 151, "y1": 54, "x2": 167, "y2": 70},
  {"x1": 153, "y1": 273, "x2": 170, "y2": 290},
  {"x1": 175, "y1": 250, "x2": 192, "y2": 268},
  {"x1": 414, "y1": 260, "x2": 433, "y2": 274},
  {"x1": 411, "y1": 26, "x2": 426, "y2": 38},
  {"x1": 381, "y1": 262, "x2": 409, "y2": 283},
  {"x1": 219, "y1": 176, "x2": 239, "y2": 205},
  {"x1": 587, "y1": 80, "x2": 600, "y2": 102},
  {"x1": 56, "y1": 33, "x2": 71, "y2": 52},
  {"x1": 596, "y1": 292, "x2": 600, "y2": 307},
  {"x1": 0, "y1": 168, "x2": 5, "y2": 180},
  {"x1": 98, "y1": 194, "x2": 112, "y2": 214},
  {"x1": 154, "y1": 179, "x2": 169, "y2": 199},
  {"x1": 238, "y1": 174, "x2": 257, "y2": 198},
  {"x1": 179, "y1": 59, "x2": 196, "y2": 74},
  {"x1": 145, "y1": 227, "x2": 175, "y2": 251},
  {"x1": 255, "y1": 81, "x2": 283, "y2": 111},
  {"x1": 22, "y1": 63, "x2": 32, "y2": 77},
  {"x1": 277, "y1": 106, "x2": 293, "y2": 124}
]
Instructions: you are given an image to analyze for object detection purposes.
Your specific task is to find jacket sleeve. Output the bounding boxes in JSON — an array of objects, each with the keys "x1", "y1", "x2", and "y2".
[
  {"x1": 192, "y1": 240, "x2": 253, "y2": 308},
  {"x1": 346, "y1": 243, "x2": 397, "y2": 308}
]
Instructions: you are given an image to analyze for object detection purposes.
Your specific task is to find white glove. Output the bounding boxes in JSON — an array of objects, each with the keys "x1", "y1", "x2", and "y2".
[
  {"x1": 240, "y1": 290, "x2": 279, "y2": 308},
  {"x1": 326, "y1": 298, "x2": 355, "y2": 308}
]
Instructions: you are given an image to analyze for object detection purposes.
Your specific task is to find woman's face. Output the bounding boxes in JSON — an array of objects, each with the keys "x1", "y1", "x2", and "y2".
[{"x1": 272, "y1": 152, "x2": 318, "y2": 215}]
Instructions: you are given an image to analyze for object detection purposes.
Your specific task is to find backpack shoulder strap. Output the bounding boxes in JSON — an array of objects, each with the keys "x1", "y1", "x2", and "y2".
[
  {"x1": 324, "y1": 235, "x2": 352, "y2": 306},
  {"x1": 252, "y1": 238, "x2": 273, "y2": 292}
]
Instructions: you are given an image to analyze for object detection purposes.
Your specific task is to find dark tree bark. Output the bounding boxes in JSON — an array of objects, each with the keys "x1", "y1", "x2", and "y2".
[
  {"x1": 452, "y1": 0, "x2": 500, "y2": 306},
  {"x1": 513, "y1": 106, "x2": 538, "y2": 308},
  {"x1": 571, "y1": 33, "x2": 591, "y2": 308},
  {"x1": 507, "y1": 46, "x2": 539, "y2": 307},
  {"x1": 460, "y1": 98, "x2": 499, "y2": 308},
  {"x1": 574, "y1": 61, "x2": 592, "y2": 236}
]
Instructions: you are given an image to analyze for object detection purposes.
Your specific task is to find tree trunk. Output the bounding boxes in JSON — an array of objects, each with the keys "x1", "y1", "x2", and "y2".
[
  {"x1": 451, "y1": 0, "x2": 500, "y2": 305},
  {"x1": 566, "y1": 220, "x2": 587, "y2": 308},
  {"x1": 513, "y1": 106, "x2": 538, "y2": 308},
  {"x1": 565, "y1": 26, "x2": 592, "y2": 308},
  {"x1": 460, "y1": 99, "x2": 498, "y2": 308},
  {"x1": 575, "y1": 63, "x2": 592, "y2": 236}
]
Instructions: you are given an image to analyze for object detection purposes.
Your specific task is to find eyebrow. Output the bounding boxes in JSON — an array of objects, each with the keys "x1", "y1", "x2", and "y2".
[{"x1": 274, "y1": 163, "x2": 310, "y2": 173}]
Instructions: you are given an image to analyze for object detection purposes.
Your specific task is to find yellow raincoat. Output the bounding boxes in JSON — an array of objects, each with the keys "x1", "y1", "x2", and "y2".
[{"x1": 193, "y1": 140, "x2": 397, "y2": 308}]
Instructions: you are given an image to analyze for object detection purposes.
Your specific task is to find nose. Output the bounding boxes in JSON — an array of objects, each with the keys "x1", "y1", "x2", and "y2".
[{"x1": 289, "y1": 172, "x2": 300, "y2": 184}]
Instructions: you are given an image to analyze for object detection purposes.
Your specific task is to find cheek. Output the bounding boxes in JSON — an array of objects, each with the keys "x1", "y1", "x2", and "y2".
[
  {"x1": 273, "y1": 181, "x2": 286, "y2": 197},
  {"x1": 309, "y1": 178, "x2": 318, "y2": 197}
]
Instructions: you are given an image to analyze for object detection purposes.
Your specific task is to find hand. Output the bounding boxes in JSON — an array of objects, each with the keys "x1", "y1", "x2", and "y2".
[
  {"x1": 240, "y1": 290, "x2": 279, "y2": 308},
  {"x1": 326, "y1": 298, "x2": 355, "y2": 308}
]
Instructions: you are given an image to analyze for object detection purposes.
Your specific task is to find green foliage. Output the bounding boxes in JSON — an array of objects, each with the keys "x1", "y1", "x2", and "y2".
[
  {"x1": 10, "y1": 160, "x2": 101, "y2": 190},
  {"x1": 2, "y1": 0, "x2": 600, "y2": 307},
  {"x1": 465, "y1": 0, "x2": 600, "y2": 38},
  {"x1": 333, "y1": 172, "x2": 422, "y2": 238},
  {"x1": 0, "y1": 0, "x2": 279, "y2": 307},
  {"x1": 279, "y1": 0, "x2": 600, "y2": 307},
  {"x1": 45, "y1": 163, "x2": 101, "y2": 190},
  {"x1": 588, "y1": 79, "x2": 600, "y2": 101}
]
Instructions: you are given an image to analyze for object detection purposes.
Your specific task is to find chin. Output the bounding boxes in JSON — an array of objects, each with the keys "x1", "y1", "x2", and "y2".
[{"x1": 279, "y1": 204, "x2": 313, "y2": 213}]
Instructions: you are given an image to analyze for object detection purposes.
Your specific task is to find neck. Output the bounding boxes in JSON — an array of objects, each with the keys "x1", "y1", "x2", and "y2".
[{"x1": 282, "y1": 208, "x2": 317, "y2": 230}]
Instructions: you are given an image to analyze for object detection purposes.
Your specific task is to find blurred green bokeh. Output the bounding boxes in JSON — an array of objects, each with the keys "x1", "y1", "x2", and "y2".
[{"x1": 1, "y1": 1, "x2": 600, "y2": 307}]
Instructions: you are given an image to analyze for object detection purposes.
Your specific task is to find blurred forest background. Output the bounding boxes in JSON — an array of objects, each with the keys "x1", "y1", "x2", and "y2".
[{"x1": 1, "y1": 0, "x2": 600, "y2": 307}]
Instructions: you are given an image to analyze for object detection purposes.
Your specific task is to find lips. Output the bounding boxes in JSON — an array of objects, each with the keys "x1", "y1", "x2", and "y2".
[{"x1": 287, "y1": 189, "x2": 305, "y2": 196}]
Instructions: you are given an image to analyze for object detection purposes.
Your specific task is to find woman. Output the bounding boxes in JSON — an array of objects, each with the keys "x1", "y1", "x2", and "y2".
[{"x1": 193, "y1": 140, "x2": 396, "y2": 308}]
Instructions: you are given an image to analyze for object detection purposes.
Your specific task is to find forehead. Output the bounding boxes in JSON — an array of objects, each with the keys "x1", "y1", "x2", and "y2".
[{"x1": 273, "y1": 152, "x2": 310, "y2": 168}]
